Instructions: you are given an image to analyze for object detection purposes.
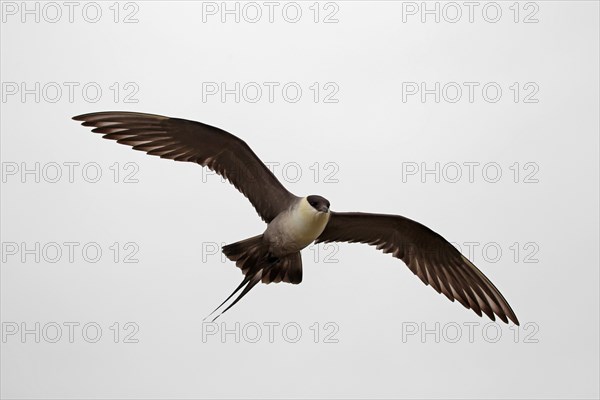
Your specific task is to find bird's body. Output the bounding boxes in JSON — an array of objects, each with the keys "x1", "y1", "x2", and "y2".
[{"x1": 73, "y1": 111, "x2": 520, "y2": 324}]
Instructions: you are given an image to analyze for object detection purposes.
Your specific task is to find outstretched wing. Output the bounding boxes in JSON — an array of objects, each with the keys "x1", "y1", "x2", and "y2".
[
  {"x1": 73, "y1": 111, "x2": 297, "y2": 222},
  {"x1": 316, "y1": 212, "x2": 519, "y2": 325}
]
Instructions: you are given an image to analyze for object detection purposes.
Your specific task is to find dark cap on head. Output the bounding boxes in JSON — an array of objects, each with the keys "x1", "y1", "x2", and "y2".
[{"x1": 307, "y1": 195, "x2": 330, "y2": 213}]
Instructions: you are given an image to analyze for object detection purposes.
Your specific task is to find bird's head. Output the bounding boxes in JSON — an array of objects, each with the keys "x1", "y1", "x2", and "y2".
[{"x1": 306, "y1": 195, "x2": 330, "y2": 214}]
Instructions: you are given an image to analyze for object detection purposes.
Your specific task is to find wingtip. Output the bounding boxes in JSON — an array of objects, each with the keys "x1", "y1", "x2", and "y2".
[
  {"x1": 72, "y1": 111, "x2": 170, "y2": 124},
  {"x1": 72, "y1": 112, "x2": 104, "y2": 121},
  {"x1": 72, "y1": 111, "x2": 109, "y2": 121},
  {"x1": 497, "y1": 313, "x2": 509, "y2": 324},
  {"x1": 493, "y1": 310, "x2": 519, "y2": 326}
]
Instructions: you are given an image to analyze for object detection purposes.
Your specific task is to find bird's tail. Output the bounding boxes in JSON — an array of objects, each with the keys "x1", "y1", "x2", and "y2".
[
  {"x1": 203, "y1": 269, "x2": 264, "y2": 322},
  {"x1": 222, "y1": 234, "x2": 268, "y2": 276},
  {"x1": 203, "y1": 235, "x2": 302, "y2": 321},
  {"x1": 223, "y1": 235, "x2": 302, "y2": 284}
]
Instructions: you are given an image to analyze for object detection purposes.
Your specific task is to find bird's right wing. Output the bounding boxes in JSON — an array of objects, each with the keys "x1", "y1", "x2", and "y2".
[
  {"x1": 73, "y1": 111, "x2": 298, "y2": 223},
  {"x1": 317, "y1": 212, "x2": 519, "y2": 325}
]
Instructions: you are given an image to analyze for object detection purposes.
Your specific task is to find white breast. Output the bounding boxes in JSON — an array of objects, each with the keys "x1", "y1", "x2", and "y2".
[{"x1": 286, "y1": 198, "x2": 330, "y2": 249}]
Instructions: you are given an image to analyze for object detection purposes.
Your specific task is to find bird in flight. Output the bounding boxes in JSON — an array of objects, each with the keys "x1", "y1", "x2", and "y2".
[{"x1": 73, "y1": 111, "x2": 519, "y2": 325}]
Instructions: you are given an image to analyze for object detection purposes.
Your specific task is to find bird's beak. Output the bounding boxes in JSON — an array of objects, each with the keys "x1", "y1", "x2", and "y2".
[{"x1": 319, "y1": 205, "x2": 330, "y2": 213}]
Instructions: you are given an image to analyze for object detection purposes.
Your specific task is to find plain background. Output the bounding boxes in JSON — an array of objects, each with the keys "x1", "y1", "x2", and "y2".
[{"x1": 1, "y1": 1, "x2": 599, "y2": 398}]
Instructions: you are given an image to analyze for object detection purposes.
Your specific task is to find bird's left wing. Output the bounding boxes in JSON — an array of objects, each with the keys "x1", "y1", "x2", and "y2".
[
  {"x1": 316, "y1": 212, "x2": 519, "y2": 325},
  {"x1": 73, "y1": 111, "x2": 297, "y2": 223}
]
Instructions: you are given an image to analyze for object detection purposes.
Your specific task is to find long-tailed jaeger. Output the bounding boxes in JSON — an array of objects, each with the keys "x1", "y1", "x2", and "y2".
[{"x1": 73, "y1": 111, "x2": 519, "y2": 325}]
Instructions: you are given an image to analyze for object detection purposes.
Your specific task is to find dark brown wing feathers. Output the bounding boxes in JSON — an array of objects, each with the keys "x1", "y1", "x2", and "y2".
[
  {"x1": 317, "y1": 212, "x2": 519, "y2": 325},
  {"x1": 73, "y1": 111, "x2": 296, "y2": 222}
]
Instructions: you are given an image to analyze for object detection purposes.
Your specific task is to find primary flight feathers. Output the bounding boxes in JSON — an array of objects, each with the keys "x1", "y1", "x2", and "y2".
[{"x1": 73, "y1": 111, "x2": 519, "y2": 325}]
